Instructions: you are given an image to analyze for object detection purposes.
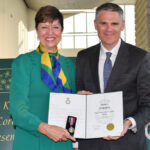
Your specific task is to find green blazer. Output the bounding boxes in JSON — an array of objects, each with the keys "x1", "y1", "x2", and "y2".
[{"x1": 9, "y1": 51, "x2": 76, "y2": 150}]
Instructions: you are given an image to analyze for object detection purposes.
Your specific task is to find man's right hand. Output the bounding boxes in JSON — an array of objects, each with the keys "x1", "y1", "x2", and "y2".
[{"x1": 77, "y1": 90, "x2": 93, "y2": 95}]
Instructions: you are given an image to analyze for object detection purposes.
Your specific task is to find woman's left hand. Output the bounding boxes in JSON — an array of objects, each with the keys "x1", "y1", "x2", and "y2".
[{"x1": 38, "y1": 122, "x2": 76, "y2": 142}]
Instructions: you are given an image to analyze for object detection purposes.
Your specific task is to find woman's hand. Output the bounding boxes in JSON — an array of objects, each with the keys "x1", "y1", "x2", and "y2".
[{"x1": 38, "y1": 122, "x2": 76, "y2": 142}]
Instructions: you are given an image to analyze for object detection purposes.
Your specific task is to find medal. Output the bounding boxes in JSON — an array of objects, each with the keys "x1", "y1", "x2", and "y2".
[
  {"x1": 69, "y1": 127, "x2": 74, "y2": 133},
  {"x1": 66, "y1": 116, "x2": 77, "y2": 136},
  {"x1": 68, "y1": 117, "x2": 75, "y2": 133}
]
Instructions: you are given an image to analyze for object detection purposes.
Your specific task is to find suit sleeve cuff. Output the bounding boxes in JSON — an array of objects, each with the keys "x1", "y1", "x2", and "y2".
[{"x1": 73, "y1": 142, "x2": 78, "y2": 148}]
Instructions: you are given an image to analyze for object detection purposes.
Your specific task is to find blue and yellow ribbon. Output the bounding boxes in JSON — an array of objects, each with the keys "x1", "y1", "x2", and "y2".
[{"x1": 37, "y1": 44, "x2": 72, "y2": 93}]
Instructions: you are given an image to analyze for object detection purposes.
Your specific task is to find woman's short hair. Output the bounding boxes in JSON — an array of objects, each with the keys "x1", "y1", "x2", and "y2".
[{"x1": 35, "y1": 5, "x2": 64, "y2": 30}]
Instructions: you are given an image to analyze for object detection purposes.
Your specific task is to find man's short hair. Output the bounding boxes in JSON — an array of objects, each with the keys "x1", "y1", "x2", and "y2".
[{"x1": 95, "y1": 3, "x2": 124, "y2": 21}]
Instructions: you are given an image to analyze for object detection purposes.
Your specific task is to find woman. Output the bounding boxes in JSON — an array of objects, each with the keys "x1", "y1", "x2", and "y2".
[{"x1": 10, "y1": 5, "x2": 77, "y2": 150}]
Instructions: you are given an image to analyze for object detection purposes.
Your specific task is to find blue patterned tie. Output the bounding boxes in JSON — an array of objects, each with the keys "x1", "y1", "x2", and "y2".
[{"x1": 103, "y1": 52, "x2": 112, "y2": 90}]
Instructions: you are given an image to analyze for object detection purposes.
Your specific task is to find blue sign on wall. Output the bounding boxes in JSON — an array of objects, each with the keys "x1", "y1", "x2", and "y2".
[{"x1": 0, "y1": 59, "x2": 15, "y2": 150}]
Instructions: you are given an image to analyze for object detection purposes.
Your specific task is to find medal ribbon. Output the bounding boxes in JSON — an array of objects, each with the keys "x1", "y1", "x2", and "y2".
[
  {"x1": 36, "y1": 44, "x2": 72, "y2": 93},
  {"x1": 69, "y1": 117, "x2": 74, "y2": 126}
]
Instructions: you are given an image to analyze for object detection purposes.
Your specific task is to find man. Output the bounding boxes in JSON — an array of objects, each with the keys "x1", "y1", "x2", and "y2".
[{"x1": 76, "y1": 3, "x2": 150, "y2": 150}]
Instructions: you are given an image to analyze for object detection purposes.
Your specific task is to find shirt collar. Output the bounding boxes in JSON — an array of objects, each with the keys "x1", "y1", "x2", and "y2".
[{"x1": 100, "y1": 39, "x2": 121, "y2": 56}]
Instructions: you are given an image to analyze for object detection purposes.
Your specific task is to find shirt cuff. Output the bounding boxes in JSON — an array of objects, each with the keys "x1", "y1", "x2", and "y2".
[
  {"x1": 73, "y1": 142, "x2": 78, "y2": 148},
  {"x1": 127, "y1": 117, "x2": 137, "y2": 133}
]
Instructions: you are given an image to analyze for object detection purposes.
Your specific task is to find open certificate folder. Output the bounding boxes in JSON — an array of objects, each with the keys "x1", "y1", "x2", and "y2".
[{"x1": 48, "y1": 91, "x2": 123, "y2": 139}]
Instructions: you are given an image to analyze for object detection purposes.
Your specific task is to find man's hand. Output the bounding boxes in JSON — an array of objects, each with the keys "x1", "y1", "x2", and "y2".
[
  {"x1": 103, "y1": 119, "x2": 132, "y2": 140},
  {"x1": 77, "y1": 90, "x2": 93, "y2": 95}
]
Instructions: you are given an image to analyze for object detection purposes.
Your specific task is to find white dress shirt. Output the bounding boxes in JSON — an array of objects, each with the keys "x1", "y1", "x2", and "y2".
[
  {"x1": 98, "y1": 39, "x2": 121, "y2": 93},
  {"x1": 98, "y1": 39, "x2": 136, "y2": 132}
]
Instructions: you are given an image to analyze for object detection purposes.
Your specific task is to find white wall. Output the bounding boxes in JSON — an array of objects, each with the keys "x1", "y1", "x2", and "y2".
[
  {"x1": 28, "y1": 9, "x2": 36, "y2": 32},
  {"x1": 0, "y1": 0, "x2": 28, "y2": 58}
]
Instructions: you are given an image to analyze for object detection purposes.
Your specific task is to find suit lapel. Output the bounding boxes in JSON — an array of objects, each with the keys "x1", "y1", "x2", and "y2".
[
  {"x1": 105, "y1": 41, "x2": 129, "y2": 92},
  {"x1": 89, "y1": 44, "x2": 101, "y2": 93}
]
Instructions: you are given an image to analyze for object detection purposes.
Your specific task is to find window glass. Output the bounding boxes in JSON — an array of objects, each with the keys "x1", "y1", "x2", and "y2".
[
  {"x1": 87, "y1": 36, "x2": 99, "y2": 47},
  {"x1": 121, "y1": 30, "x2": 125, "y2": 41},
  {"x1": 61, "y1": 36, "x2": 74, "y2": 48},
  {"x1": 87, "y1": 13, "x2": 96, "y2": 32},
  {"x1": 63, "y1": 16, "x2": 73, "y2": 33},
  {"x1": 75, "y1": 13, "x2": 86, "y2": 32},
  {"x1": 125, "y1": 5, "x2": 135, "y2": 45},
  {"x1": 75, "y1": 36, "x2": 86, "y2": 48}
]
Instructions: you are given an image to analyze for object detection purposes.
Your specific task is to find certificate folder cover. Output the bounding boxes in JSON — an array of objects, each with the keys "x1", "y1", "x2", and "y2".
[{"x1": 48, "y1": 91, "x2": 123, "y2": 139}]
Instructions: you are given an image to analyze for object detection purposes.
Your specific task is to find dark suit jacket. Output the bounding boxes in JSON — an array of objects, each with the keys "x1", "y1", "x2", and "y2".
[{"x1": 76, "y1": 40, "x2": 150, "y2": 150}]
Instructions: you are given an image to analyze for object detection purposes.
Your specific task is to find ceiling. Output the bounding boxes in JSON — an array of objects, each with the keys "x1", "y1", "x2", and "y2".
[{"x1": 24, "y1": 0, "x2": 136, "y2": 11}]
